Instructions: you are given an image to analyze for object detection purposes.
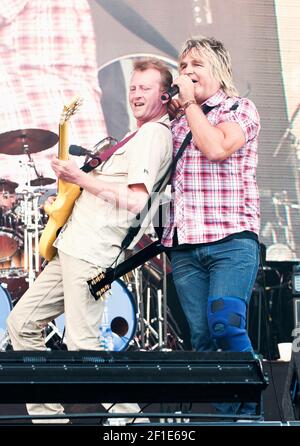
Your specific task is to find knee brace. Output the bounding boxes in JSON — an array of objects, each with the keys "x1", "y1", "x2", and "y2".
[{"x1": 207, "y1": 296, "x2": 252, "y2": 352}]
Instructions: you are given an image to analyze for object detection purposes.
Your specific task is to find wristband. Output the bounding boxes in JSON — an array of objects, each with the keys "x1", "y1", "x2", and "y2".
[{"x1": 182, "y1": 100, "x2": 197, "y2": 111}]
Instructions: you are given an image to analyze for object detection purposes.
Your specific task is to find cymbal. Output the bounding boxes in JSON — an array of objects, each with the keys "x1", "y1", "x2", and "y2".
[
  {"x1": 30, "y1": 177, "x2": 56, "y2": 187},
  {"x1": 0, "y1": 178, "x2": 18, "y2": 192},
  {"x1": 0, "y1": 128, "x2": 58, "y2": 155}
]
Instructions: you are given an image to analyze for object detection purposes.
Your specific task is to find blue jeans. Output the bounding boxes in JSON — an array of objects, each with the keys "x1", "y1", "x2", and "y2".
[{"x1": 170, "y1": 237, "x2": 260, "y2": 416}]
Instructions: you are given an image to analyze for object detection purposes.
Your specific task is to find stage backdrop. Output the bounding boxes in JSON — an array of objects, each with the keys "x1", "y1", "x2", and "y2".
[{"x1": 90, "y1": 0, "x2": 300, "y2": 261}]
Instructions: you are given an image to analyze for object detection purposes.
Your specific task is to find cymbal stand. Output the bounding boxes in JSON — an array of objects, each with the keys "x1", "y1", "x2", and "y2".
[
  {"x1": 145, "y1": 286, "x2": 151, "y2": 348},
  {"x1": 130, "y1": 260, "x2": 185, "y2": 351},
  {"x1": 129, "y1": 267, "x2": 159, "y2": 350},
  {"x1": 19, "y1": 154, "x2": 42, "y2": 286},
  {"x1": 23, "y1": 143, "x2": 41, "y2": 180},
  {"x1": 134, "y1": 267, "x2": 146, "y2": 349},
  {"x1": 157, "y1": 289, "x2": 163, "y2": 347},
  {"x1": 152, "y1": 253, "x2": 170, "y2": 350}
]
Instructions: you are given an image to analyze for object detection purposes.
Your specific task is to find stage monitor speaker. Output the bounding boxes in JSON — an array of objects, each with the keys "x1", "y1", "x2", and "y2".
[
  {"x1": 282, "y1": 351, "x2": 300, "y2": 420},
  {"x1": 0, "y1": 351, "x2": 267, "y2": 405},
  {"x1": 293, "y1": 298, "x2": 300, "y2": 329}
]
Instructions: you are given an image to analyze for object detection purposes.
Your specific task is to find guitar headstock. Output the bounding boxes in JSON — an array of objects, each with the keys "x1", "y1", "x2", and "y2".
[
  {"x1": 60, "y1": 97, "x2": 83, "y2": 125},
  {"x1": 87, "y1": 269, "x2": 114, "y2": 300}
]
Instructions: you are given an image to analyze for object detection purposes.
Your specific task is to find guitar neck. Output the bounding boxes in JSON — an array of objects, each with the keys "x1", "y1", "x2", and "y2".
[
  {"x1": 112, "y1": 240, "x2": 165, "y2": 280},
  {"x1": 59, "y1": 122, "x2": 69, "y2": 160},
  {"x1": 58, "y1": 122, "x2": 69, "y2": 193}
]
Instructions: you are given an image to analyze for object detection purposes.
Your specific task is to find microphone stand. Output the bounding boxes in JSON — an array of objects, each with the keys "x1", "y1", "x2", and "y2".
[{"x1": 273, "y1": 102, "x2": 300, "y2": 158}]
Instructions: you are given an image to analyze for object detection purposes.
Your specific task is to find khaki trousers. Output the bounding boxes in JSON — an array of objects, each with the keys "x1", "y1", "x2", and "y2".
[{"x1": 7, "y1": 250, "x2": 142, "y2": 423}]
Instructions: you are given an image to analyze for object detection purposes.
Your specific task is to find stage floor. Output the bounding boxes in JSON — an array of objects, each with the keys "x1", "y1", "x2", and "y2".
[{"x1": 0, "y1": 360, "x2": 290, "y2": 425}]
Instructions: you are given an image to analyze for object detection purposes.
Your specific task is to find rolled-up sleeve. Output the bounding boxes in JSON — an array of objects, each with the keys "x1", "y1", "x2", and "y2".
[{"x1": 219, "y1": 97, "x2": 260, "y2": 143}]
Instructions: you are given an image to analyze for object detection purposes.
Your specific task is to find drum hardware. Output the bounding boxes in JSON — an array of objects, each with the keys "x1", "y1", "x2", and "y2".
[
  {"x1": 0, "y1": 179, "x2": 18, "y2": 210},
  {"x1": 44, "y1": 321, "x2": 65, "y2": 350},
  {"x1": 0, "y1": 178, "x2": 18, "y2": 192},
  {"x1": 263, "y1": 191, "x2": 298, "y2": 261},
  {"x1": 273, "y1": 102, "x2": 300, "y2": 158},
  {"x1": 0, "y1": 127, "x2": 58, "y2": 283},
  {"x1": 0, "y1": 128, "x2": 58, "y2": 155},
  {"x1": 0, "y1": 178, "x2": 20, "y2": 268},
  {"x1": 0, "y1": 283, "x2": 13, "y2": 351},
  {"x1": 16, "y1": 187, "x2": 42, "y2": 286},
  {"x1": 129, "y1": 255, "x2": 185, "y2": 352},
  {"x1": 131, "y1": 265, "x2": 168, "y2": 351},
  {"x1": 15, "y1": 147, "x2": 51, "y2": 284},
  {"x1": 30, "y1": 177, "x2": 56, "y2": 187}
]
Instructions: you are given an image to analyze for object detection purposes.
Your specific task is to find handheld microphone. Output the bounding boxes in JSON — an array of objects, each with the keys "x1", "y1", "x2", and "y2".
[
  {"x1": 161, "y1": 85, "x2": 179, "y2": 101},
  {"x1": 69, "y1": 144, "x2": 93, "y2": 157}
]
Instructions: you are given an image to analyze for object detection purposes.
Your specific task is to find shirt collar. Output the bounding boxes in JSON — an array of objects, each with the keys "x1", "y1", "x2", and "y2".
[
  {"x1": 158, "y1": 113, "x2": 171, "y2": 126},
  {"x1": 134, "y1": 113, "x2": 170, "y2": 131},
  {"x1": 203, "y1": 89, "x2": 228, "y2": 107}
]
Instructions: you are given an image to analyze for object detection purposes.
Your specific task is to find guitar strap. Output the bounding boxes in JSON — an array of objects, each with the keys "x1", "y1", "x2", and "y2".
[
  {"x1": 80, "y1": 121, "x2": 169, "y2": 174},
  {"x1": 80, "y1": 131, "x2": 137, "y2": 173}
]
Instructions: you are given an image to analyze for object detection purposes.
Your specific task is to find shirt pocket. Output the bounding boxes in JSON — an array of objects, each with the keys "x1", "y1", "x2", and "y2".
[{"x1": 98, "y1": 146, "x2": 128, "y2": 177}]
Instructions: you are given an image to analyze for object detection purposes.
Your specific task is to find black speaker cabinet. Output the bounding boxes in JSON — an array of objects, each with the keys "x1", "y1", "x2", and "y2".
[{"x1": 282, "y1": 351, "x2": 300, "y2": 420}]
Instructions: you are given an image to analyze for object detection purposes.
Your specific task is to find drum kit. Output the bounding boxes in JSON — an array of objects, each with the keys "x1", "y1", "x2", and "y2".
[
  {"x1": 0, "y1": 128, "x2": 58, "y2": 350},
  {"x1": 0, "y1": 128, "x2": 185, "y2": 353}
]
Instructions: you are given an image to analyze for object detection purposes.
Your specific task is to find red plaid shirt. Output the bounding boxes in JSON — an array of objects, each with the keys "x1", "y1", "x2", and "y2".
[
  {"x1": 162, "y1": 89, "x2": 260, "y2": 247},
  {"x1": 0, "y1": 1, "x2": 107, "y2": 184}
]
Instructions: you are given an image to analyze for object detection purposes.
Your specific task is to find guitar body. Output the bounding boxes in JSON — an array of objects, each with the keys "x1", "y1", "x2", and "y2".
[
  {"x1": 38, "y1": 98, "x2": 82, "y2": 261},
  {"x1": 38, "y1": 182, "x2": 81, "y2": 261}
]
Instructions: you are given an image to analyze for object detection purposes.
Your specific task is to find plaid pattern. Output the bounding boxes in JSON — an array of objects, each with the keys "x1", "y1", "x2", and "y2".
[
  {"x1": 162, "y1": 89, "x2": 261, "y2": 247},
  {"x1": 0, "y1": 0, "x2": 107, "y2": 185}
]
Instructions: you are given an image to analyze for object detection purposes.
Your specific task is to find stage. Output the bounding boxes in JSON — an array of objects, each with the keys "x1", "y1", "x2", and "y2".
[{"x1": 0, "y1": 352, "x2": 293, "y2": 426}]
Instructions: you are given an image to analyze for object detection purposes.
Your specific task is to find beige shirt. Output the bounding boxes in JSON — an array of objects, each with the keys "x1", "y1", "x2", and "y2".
[{"x1": 54, "y1": 114, "x2": 172, "y2": 268}]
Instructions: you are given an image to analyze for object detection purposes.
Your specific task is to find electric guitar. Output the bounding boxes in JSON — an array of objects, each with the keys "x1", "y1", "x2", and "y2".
[
  {"x1": 87, "y1": 239, "x2": 165, "y2": 300},
  {"x1": 39, "y1": 97, "x2": 82, "y2": 261}
]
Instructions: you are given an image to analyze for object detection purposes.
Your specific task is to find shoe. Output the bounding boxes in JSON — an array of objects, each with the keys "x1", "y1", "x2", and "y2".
[
  {"x1": 102, "y1": 417, "x2": 127, "y2": 426},
  {"x1": 103, "y1": 416, "x2": 150, "y2": 426},
  {"x1": 235, "y1": 419, "x2": 260, "y2": 423},
  {"x1": 127, "y1": 417, "x2": 150, "y2": 425}
]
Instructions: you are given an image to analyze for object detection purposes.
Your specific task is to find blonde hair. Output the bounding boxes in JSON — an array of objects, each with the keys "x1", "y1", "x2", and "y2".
[
  {"x1": 179, "y1": 37, "x2": 239, "y2": 97},
  {"x1": 133, "y1": 57, "x2": 173, "y2": 91}
]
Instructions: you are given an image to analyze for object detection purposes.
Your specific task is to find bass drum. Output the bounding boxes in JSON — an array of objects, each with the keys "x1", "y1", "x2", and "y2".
[
  {"x1": 0, "y1": 283, "x2": 13, "y2": 350},
  {"x1": 52, "y1": 279, "x2": 137, "y2": 352}
]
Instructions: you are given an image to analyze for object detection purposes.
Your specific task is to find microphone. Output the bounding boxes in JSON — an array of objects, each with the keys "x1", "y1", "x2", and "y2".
[
  {"x1": 161, "y1": 85, "x2": 179, "y2": 101},
  {"x1": 69, "y1": 144, "x2": 92, "y2": 157}
]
